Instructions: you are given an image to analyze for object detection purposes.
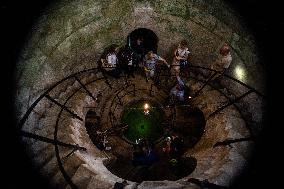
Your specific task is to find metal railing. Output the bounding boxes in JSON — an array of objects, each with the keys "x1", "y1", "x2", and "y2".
[
  {"x1": 17, "y1": 64, "x2": 266, "y2": 188},
  {"x1": 107, "y1": 82, "x2": 173, "y2": 145}
]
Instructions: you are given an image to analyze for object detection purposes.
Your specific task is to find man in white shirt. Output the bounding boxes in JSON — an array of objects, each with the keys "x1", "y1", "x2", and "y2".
[
  {"x1": 102, "y1": 44, "x2": 121, "y2": 78},
  {"x1": 106, "y1": 45, "x2": 119, "y2": 68}
]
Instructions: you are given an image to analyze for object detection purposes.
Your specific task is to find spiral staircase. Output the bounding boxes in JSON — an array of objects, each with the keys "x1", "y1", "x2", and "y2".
[{"x1": 18, "y1": 63, "x2": 266, "y2": 189}]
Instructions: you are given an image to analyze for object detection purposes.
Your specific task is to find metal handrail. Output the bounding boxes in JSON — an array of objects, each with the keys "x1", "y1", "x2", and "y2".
[
  {"x1": 17, "y1": 64, "x2": 265, "y2": 188},
  {"x1": 190, "y1": 75, "x2": 254, "y2": 137},
  {"x1": 187, "y1": 65, "x2": 264, "y2": 97}
]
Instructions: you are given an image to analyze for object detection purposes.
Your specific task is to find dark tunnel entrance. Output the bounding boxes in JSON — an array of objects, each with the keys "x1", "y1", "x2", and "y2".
[
  {"x1": 127, "y1": 28, "x2": 159, "y2": 55},
  {"x1": 85, "y1": 109, "x2": 103, "y2": 149}
]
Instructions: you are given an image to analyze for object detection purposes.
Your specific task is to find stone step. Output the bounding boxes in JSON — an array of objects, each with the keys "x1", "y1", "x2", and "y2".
[
  {"x1": 31, "y1": 103, "x2": 68, "y2": 132},
  {"x1": 65, "y1": 164, "x2": 95, "y2": 189},
  {"x1": 48, "y1": 83, "x2": 70, "y2": 101},
  {"x1": 38, "y1": 147, "x2": 73, "y2": 181},
  {"x1": 137, "y1": 181, "x2": 185, "y2": 189},
  {"x1": 108, "y1": 162, "x2": 133, "y2": 180},
  {"x1": 50, "y1": 153, "x2": 84, "y2": 189},
  {"x1": 86, "y1": 175, "x2": 112, "y2": 189},
  {"x1": 30, "y1": 142, "x2": 54, "y2": 159},
  {"x1": 38, "y1": 155, "x2": 59, "y2": 179},
  {"x1": 33, "y1": 116, "x2": 73, "y2": 141},
  {"x1": 31, "y1": 144, "x2": 55, "y2": 169}
]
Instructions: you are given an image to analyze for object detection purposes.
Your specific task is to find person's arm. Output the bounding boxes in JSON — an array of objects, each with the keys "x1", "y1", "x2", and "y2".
[
  {"x1": 174, "y1": 49, "x2": 180, "y2": 60},
  {"x1": 158, "y1": 56, "x2": 170, "y2": 68}
]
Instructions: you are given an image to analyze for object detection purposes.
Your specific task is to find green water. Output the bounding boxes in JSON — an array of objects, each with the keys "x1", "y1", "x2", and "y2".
[{"x1": 122, "y1": 101, "x2": 164, "y2": 143}]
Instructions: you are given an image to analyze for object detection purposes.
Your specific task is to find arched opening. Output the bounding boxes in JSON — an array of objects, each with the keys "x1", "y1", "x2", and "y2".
[
  {"x1": 85, "y1": 110, "x2": 101, "y2": 147},
  {"x1": 127, "y1": 28, "x2": 159, "y2": 55}
]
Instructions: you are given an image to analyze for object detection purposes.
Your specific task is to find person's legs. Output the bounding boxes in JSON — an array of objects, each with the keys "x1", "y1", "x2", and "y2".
[
  {"x1": 108, "y1": 68, "x2": 121, "y2": 78},
  {"x1": 137, "y1": 54, "x2": 143, "y2": 67},
  {"x1": 129, "y1": 65, "x2": 135, "y2": 78},
  {"x1": 150, "y1": 70, "x2": 155, "y2": 78},
  {"x1": 125, "y1": 65, "x2": 131, "y2": 78},
  {"x1": 145, "y1": 70, "x2": 150, "y2": 82},
  {"x1": 171, "y1": 66, "x2": 180, "y2": 77}
]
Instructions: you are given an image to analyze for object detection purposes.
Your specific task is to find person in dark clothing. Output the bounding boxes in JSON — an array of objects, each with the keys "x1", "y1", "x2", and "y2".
[
  {"x1": 170, "y1": 134, "x2": 184, "y2": 158},
  {"x1": 118, "y1": 45, "x2": 135, "y2": 78},
  {"x1": 132, "y1": 143, "x2": 147, "y2": 166},
  {"x1": 132, "y1": 138, "x2": 159, "y2": 166},
  {"x1": 132, "y1": 37, "x2": 145, "y2": 68},
  {"x1": 146, "y1": 148, "x2": 159, "y2": 164}
]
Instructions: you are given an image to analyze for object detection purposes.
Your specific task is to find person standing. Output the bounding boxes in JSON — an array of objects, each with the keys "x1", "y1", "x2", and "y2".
[
  {"x1": 171, "y1": 40, "x2": 191, "y2": 76},
  {"x1": 170, "y1": 75, "x2": 185, "y2": 103},
  {"x1": 144, "y1": 51, "x2": 169, "y2": 82},
  {"x1": 118, "y1": 45, "x2": 135, "y2": 78},
  {"x1": 105, "y1": 44, "x2": 121, "y2": 77},
  {"x1": 211, "y1": 43, "x2": 232, "y2": 74},
  {"x1": 133, "y1": 37, "x2": 145, "y2": 68},
  {"x1": 210, "y1": 43, "x2": 233, "y2": 83}
]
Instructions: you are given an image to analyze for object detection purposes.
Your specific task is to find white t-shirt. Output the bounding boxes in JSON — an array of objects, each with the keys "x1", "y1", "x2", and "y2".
[
  {"x1": 107, "y1": 53, "x2": 117, "y2": 67},
  {"x1": 176, "y1": 47, "x2": 190, "y2": 60}
]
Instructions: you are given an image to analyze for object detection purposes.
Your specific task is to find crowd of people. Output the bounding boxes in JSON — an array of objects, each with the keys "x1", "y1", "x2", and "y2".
[
  {"x1": 95, "y1": 38, "x2": 233, "y2": 178},
  {"x1": 98, "y1": 38, "x2": 193, "y2": 104},
  {"x1": 99, "y1": 38, "x2": 232, "y2": 91}
]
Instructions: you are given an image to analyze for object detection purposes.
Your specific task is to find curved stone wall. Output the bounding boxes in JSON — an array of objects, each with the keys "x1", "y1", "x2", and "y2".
[
  {"x1": 14, "y1": 0, "x2": 267, "y2": 188},
  {"x1": 14, "y1": 0, "x2": 265, "y2": 114}
]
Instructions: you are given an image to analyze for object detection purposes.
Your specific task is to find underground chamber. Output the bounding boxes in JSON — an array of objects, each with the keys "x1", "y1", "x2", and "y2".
[{"x1": 14, "y1": 0, "x2": 267, "y2": 188}]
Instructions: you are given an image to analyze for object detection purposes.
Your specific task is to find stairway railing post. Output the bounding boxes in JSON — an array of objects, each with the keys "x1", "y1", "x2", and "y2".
[
  {"x1": 208, "y1": 90, "x2": 253, "y2": 118},
  {"x1": 100, "y1": 68, "x2": 112, "y2": 89},
  {"x1": 150, "y1": 84, "x2": 153, "y2": 96},
  {"x1": 193, "y1": 72, "x2": 218, "y2": 99},
  {"x1": 74, "y1": 76, "x2": 97, "y2": 102},
  {"x1": 116, "y1": 94, "x2": 123, "y2": 106},
  {"x1": 20, "y1": 130, "x2": 87, "y2": 151},
  {"x1": 45, "y1": 94, "x2": 83, "y2": 121}
]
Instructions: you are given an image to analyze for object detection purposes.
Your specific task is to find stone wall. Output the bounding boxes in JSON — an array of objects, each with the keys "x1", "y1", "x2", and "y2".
[
  {"x1": 14, "y1": 1, "x2": 266, "y2": 188},
  {"x1": 14, "y1": 0, "x2": 266, "y2": 119}
]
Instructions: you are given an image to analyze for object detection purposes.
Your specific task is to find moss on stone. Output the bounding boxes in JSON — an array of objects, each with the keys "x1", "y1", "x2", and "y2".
[
  {"x1": 101, "y1": 0, "x2": 133, "y2": 22},
  {"x1": 17, "y1": 0, "x2": 261, "y2": 99},
  {"x1": 154, "y1": 0, "x2": 189, "y2": 19},
  {"x1": 21, "y1": 61, "x2": 43, "y2": 88},
  {"x1": 156, "y1": 16, "x2": 191, "y2": 40}
]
